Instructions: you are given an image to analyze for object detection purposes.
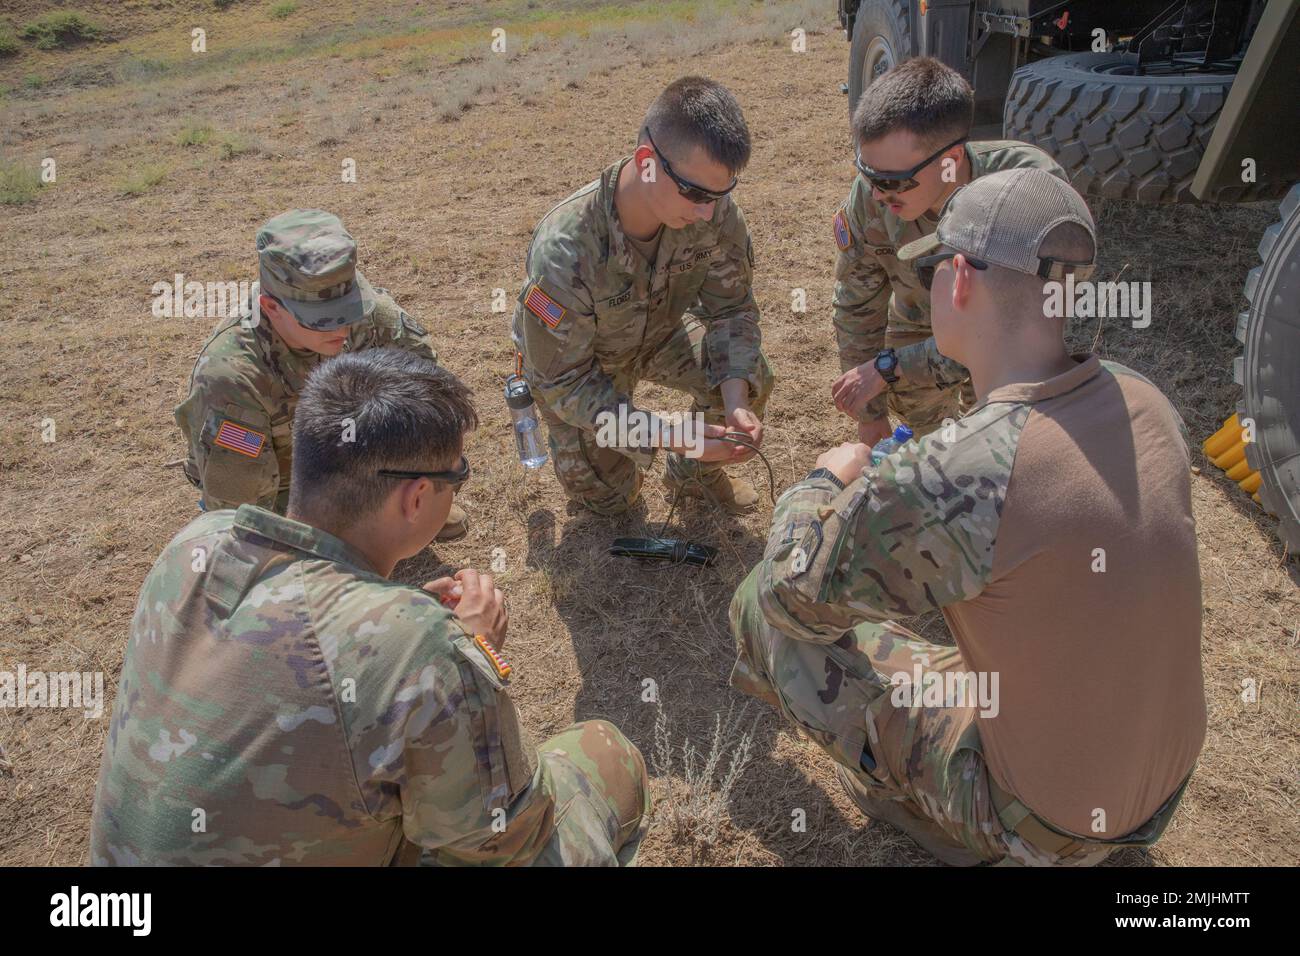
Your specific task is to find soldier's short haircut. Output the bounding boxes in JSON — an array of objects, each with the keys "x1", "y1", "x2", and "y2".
[
  {"x1": 852, "y1": 57, "x2": 973, "y2": 150},
  {"x1": 984, "y1": 221, "x2": 1098, "y2": 320},
  {"x1": 290, "y1": 349, "x2": 478, "y2": 526},
  {"x1": 641, "y1": 76, "x2": 751, "y2": 174}
]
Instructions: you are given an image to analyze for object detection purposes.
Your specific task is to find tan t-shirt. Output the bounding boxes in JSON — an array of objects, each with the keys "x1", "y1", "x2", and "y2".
[
  {"x1": 948, "y1": 357, "x2": 1205, "y2": 837},
  {"x1": 757, "y1": 354, "x2": 1206, "y2": 840}
]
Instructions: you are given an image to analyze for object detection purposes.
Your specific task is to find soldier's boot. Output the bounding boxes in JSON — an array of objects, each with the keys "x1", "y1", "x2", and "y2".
[
  {"x1": 833, "y1": 765, "x2": 984, "y2": 867},
  {"x1": 663, "y1": 467, "x2": 759, "y2": 514},
  {"x1": 435, "y1": 503, "x2": 469, "y2": 541}
]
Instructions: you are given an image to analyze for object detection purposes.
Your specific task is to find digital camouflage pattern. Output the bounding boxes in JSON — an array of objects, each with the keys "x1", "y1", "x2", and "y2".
[
  {"x1": 174, "y1": 288, "x2": 437, "y2": 512},
  {"x1": 511, "y1": 158, "x2": 773, "y2": 514},
  {"x1": 728, "y1": 373, "x2": 1163, "y2": 864},
  {"x1": 89, "y1": 505, "x2": 650, "y2": 866},
  {"x1": 831, "y1": 141, "x2": 1066, "y2": 433},
  {"x1": 256, "y1": 209, "x2": 375, "y2": 332}
]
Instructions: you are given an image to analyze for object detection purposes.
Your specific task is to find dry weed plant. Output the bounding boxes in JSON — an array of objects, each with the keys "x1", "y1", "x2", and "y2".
[{"x1": 651, "y1": 700, "x2": 756, "y2": 863}]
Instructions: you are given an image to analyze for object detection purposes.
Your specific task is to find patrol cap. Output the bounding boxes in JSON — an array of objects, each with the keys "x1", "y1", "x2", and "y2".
[
  {"x1": 256, "y1": 209, "x2": 377, "y2": 331},
  {"x1": 898, "y1": 168, "x2": 1097, "y2": 281}
]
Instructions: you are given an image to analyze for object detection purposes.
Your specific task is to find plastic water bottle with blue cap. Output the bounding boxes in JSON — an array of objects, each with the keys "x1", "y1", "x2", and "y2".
[
  {"x1": 505, "y1": 374, "x2": 548, "y2": 469},
  {"x1": 870, "y1": 424, "x2": 914, "y2": 466}
]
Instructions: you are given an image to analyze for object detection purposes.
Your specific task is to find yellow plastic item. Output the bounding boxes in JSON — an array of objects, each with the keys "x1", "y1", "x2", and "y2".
[
  {"x1": 1203, "y1": 413, "x2": 1240, "y2": 458},
  {"x1": 1204, "y1": 414, "x2": 1263, "y2": 512},
  {"x1": 1213, "y1": 440, "x2": 1246, "y2": 470},
  {"x1": 1226, "y1": 458, "x2": 1253, "y2": 481}
]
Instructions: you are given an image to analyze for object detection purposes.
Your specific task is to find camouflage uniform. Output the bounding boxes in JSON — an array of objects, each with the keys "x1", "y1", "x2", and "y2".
[
  {"x1": 174, "y1": 209, "x2": 445, "y2": 517},
  {"x1": 175, "y1": 292, "x2": 436, "y2": 512},
  {"x1": 89, "y1": 505, "x2": 650, "y2": 866},
  {"x1": 729, "y1": 361, "x2": 1190, "y2": 865},
  {"x1": 511, "y1": 158, "x2": 774, "y2": 515},
  {"x1": 831, "y1": 141, "x2": 1065, "y2": 434}
]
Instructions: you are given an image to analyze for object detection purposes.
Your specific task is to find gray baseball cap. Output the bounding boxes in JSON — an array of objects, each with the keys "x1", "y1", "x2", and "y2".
[
  {"x1": 256, "y1": 209, "x2": 377, "y2": 331},
  {"x1": 898, "y1": 167, "x2": 1097, "y2": 281}
]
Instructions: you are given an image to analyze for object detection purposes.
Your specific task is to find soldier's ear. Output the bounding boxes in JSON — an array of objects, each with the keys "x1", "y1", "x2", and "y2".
[
  {"x1": 951, "y1": 254, "x2": 976, "y2": 308},
  {"x1": 259, "y1": 294, "x2": 285, "y2": 323},
  {"x1": 399, "y1": 476, "x2": 433, "y2": 523},
  {"x1": 634, "y1": 143, "x2": 657, "y2": 184}
]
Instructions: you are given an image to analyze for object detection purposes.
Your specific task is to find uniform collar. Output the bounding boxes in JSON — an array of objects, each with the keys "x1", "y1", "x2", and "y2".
[
  {"x1": 253, "y1": 313, "x2": 323, "y2": 364},
  {"x1": 602, "y1": 156, "x2": 641, "y2": 279},
  {"x1": 232, "y1": 504, "x2": 379, "y2": 576},
  {"x1": 975, "y1": 353, "x2": 1103, "y2": 409}
]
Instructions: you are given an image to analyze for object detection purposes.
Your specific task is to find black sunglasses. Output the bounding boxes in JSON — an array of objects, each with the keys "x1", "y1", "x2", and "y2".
[
  {"x1": 855, "y1": 135, "x2": 967, "y2": 194},
  {"x1": 643, "y1": 126, "x2": 738, "y2": 204},
  {"x1": 378, "y1": 455, "x2": 470, "y2": 493},
  {"x1": 913, "y1": 251, "x2": 988, "y2": 290}
]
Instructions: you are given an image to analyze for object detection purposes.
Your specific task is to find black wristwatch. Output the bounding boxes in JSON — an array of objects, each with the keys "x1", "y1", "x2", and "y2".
[
  {"x1": 874, "y1": 347, "x2": 900, "y2": 386},
  {"x1": 805, "y1": 467, "x2": 845, "y2": 490}
]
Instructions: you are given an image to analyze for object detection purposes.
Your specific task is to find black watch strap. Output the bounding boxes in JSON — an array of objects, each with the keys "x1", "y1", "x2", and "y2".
[
  {"x1": 875, "y1": 348, "x2": 900, "y2": 385},
  {"x1": 805, "y1": 467, "x2": 845, "y2": 490}
]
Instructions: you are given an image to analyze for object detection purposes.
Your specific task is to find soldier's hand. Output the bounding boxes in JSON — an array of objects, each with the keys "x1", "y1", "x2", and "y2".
[
  {"x1": 832, "y1": 362, "x2": 887, "y2": 418},
  {"x1": 856, "y1": 417, "x2": 892, "y2": 447},
  {"x1": 672, "y1": 422, "x2": 737, "y2": 462},
  {"x1": 725, "y1": 407, "x2": 763, "y2": 463},
  {"x1": 422, "y1": 576, "x2": 462, "y2": 609},
  {"x1": 815, "y1": 442, "x2": 873, "y2": 487},
  {"x1": 451, "y1": 569, "x2": 507, "y2": 650}
]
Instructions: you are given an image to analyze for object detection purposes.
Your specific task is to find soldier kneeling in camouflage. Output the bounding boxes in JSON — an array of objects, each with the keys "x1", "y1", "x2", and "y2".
[
  {"x1": 511, "y1": 76, "x2": 774, "y2": 515},
  {"x1": 175, "y1": 208, "x2": 468, "y2": 539},
  {"x1": 91, "y1": 349, "x2": 649, "y2": 866},
  {"x1": 731, "y1": 170, "x2": 1205, "y2": 865},
  {"x1": 829, "y1": 56, "x2": 1066, "y2": 445}
]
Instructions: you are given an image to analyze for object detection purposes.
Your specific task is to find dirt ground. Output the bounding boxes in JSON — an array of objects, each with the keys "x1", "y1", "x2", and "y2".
[{"x1": 1, "y1": 0, "x2": 1296, "y2": 867}]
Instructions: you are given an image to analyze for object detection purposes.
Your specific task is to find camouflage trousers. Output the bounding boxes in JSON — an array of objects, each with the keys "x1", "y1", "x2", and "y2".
[
  {"x1": 419, "y1": 720, "x2": 650, "y2": 867},
  {"x1": 538, "y1": 315, "x2": 775, "y2": 515},
  {"x1": 530, "y1": 720, "x2": 651, "y2": 866},
  {"x1": 728, "y1": 568, "x2": 1114, "y2": 866},
  {"x1": 883, "y1": 329, "x2": 975, "y2": 438}
]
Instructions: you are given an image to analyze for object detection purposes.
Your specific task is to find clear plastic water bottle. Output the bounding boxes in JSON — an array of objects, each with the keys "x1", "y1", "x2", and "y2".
[
  {"x1": 505, "y1": 374, "x2": 548, "y2": 469},
  {"x1": 870, "y1": 424, "x2": 914, "y2": 466}
]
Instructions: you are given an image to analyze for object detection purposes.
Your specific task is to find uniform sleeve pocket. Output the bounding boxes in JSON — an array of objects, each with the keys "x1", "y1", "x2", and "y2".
[
  {"x1": 452, "y1": 637, "x2": 539, "y2": 803},
  {"x1": 199, "y1": 405, "x2": 276, "y2": 508}
]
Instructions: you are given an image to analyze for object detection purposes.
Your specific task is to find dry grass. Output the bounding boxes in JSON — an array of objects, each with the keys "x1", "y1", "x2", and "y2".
[
  {"x1": 651, "y1": 701, "x2": 756, "y2": 863},
  {"x1": 0, "y1": 0, "x2": 1296, "y2": 868}
]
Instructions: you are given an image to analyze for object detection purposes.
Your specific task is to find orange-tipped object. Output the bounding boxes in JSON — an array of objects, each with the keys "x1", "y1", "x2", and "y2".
[{"x1": 1239, "y1": 472, "x2": 1262, "y2": 495}]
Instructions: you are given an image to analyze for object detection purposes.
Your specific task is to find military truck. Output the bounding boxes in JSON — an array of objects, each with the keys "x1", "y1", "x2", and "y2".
[{"x1": 838, "y1": 0, "x2": 1300, "y2": 552}]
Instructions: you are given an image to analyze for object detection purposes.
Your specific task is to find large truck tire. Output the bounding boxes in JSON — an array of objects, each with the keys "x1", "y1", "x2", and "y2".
[
  {"x1": 1237, "y1": 183, "x2": 1300, "y2": 554},
  {"x1": 847, "y1": 0, "x2": 913, "y2": 118},
  {"x1": 1004, "y1": 51, "x2": 1288, "y2": 204}
]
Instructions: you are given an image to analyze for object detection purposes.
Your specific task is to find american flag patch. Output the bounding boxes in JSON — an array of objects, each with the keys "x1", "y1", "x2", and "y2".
[
  {"x1": 524, "y1": 283, "x2": 565, "y2": 329},
  {"x1": 474, "y1": 634, "x2": 512, "y2": 681},
  {"x1": 214, "y1": 420, "x2": 267, "y2": 458},
  {"x1": 833, "y1": 209, "x2": 852, "y2": 251}
]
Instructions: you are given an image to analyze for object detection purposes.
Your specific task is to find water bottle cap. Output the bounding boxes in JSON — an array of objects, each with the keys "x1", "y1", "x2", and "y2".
[
  {"x1": 504, "y1": 374, "x2": 535, "y2": 410},
  {"x1": 893, "y1": 425, "x2": 914, "y2": 442}
]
